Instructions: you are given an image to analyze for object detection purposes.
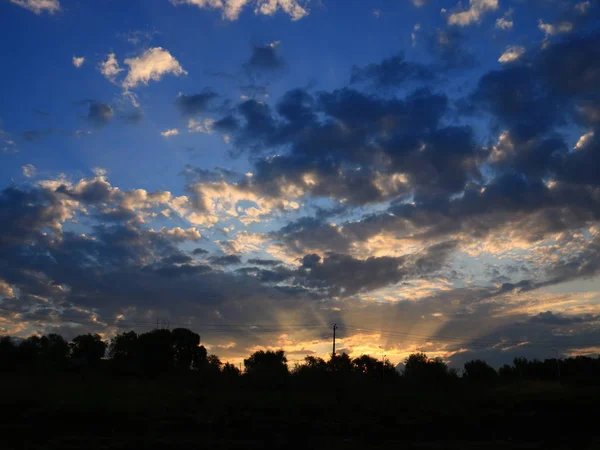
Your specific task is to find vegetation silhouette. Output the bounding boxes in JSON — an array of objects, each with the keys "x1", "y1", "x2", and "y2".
[
  {"x1": 2, "y1": 328, "x2": 600, "y2": 448},
  {"x1": 1, "y1": 328, "x2": 600, "y2": 386}
]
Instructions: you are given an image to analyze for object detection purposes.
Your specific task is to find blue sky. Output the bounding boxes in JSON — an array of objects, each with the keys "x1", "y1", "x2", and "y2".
[{"x1": 1, "y1": 0, "x2": 600, "y2": 367}]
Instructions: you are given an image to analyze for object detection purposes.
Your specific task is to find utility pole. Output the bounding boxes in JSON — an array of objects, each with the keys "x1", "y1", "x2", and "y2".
[
  {"x1": 552, "y1": 349, "x2": 561, "y2": 381},
  {"x1": 332, "y1": 324, "x2": 337, "y2": 358}
]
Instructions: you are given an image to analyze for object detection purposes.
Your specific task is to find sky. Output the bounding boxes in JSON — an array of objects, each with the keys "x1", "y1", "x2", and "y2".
[{"x1": 1, "y1": 0, "x2": 600, "y2": 368}]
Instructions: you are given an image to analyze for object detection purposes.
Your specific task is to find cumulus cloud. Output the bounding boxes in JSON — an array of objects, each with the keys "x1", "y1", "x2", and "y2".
[
  {"x1": 122, "y1": 47, "x2": 187, "y2": 89},
  {"x1": 447, "y1": 0, "x2": 498, "y2": 27},
  {"x1": 498, "y1": 45, "x2": 525, "y2": 64},
  {"x1": 72, "y1": 56, "x2": 85, "y2": 68},
  {"x1": 161, "y1": 128, "x2": 180, "y2": 137},
  {"x1": 99, "y1": 53, "x2": 123, "y2": 83},
  {"x1": 9, "y1": 0, "x2": 60, "y2": 14},
  {"x1": 169, "y1": 0, "x2": 308, "y2": 21}
]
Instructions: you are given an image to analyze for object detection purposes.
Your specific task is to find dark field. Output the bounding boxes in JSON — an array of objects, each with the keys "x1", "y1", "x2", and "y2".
[{"x1": 2, "y1": 374, "x2": 600, "y2": 449}]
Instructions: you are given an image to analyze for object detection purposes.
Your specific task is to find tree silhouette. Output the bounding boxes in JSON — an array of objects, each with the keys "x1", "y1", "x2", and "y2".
[
  {"x1": 403, "y1": 352, "x2": 455, "y2": 386},
  {"x1": 136, "y1": 329, "x2": 174, "y2": 374},
  {"x1": 463, "y1": 359, "x2": 498, "y2": 384},
  {"x1": 71, "y1": 333, "x2": 107, "y2": 367},
  {"x1": 171, "y1": 328, "x2": 200, "y2": 371},
  {"x1": 244, "y1": 349, "x2": 288, "y2": 385},
  {"x1": 0, "y1": 336, "x2": 17, "y2": 371},
  {"x1": 109, "y1": 331, "x2": 138, "y2": 372}
]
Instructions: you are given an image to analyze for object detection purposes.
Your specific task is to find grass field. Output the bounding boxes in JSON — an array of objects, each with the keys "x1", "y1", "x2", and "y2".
[{"x1": 1, "y1": 374, "x2": 600, "y2": 449}]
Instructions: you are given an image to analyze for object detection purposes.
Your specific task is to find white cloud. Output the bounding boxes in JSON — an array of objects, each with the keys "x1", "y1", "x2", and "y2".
[
  {"x1": 72, "y1": 56, "x2": 85, "y2": 68},
  {"x1": 10, "y1": 0, "x2": 60, "y2": 14},
  {"x1": 156, "y1": 226, "x2": 201, "y2": 241},
  {"x1": 495, "y1": 17, "x2": 513, "y2": 30},
  {"x1": 411, "y1": 23, "x2": 421, "y2": 47},
  {"x1": 372, "y1": 9, "x2": 381, "y2": 18},
  {"x1": 498, "y1": 45, "x2": 525, "y2": 64},
  {"x1": 254, "y1": 0, "x2": 308, "y2": 20},
  {"x1": 411, "y1": 0, "x2": 428, "y2": 6},
  {"x1": 0, "y1": 279, "x2": 14, "y2": 298},
  {"x1": 447, "y1": 0, "x2": 498, "y2": 27},
  {"x1": 99, "y1": 53, "x2": 123, "y2": 83},
  {"x1": 576, "y1": 1, "x2": 591, "y2": 14},
  {"x1": 538, "y1": 19, "x2": 573, "y2": 36},
  {"x1": 170, "y1": 0, "x2": 308, "y2": 21},
  {"x1": 188, "y1": 118, "x2": 215, "y2": 134},
  {"x1": 575, "y1": 131, "x2": 594, "y2": 150},
  {"x1": 122, "y1": 47, "x2": 187, "y2": 89},
  {"x1": 161, "y1": 128, "x2": 180, "y2": 137},
  {"x1": 21, "y1": 164, "x2": 37, "y2": 178}
]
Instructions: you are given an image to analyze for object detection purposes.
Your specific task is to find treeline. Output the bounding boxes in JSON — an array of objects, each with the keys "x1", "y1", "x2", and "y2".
[{"x1": 1, "y1": 328, "x2": 600, "y2": 387}]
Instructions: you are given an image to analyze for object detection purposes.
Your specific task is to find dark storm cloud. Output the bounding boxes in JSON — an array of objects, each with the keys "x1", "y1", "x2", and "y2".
[
  {"x1": 192, "y1": 248, "x2": 209, "y2": 255},
  {"x1": 174, "y1": 91, "x2": 218, "y2": 117},
  {"x1": 243, "y1": 42, "x2": 286, "y2": 73},
  {"x1": 247, "y1": 258, "x2": 282, "y2": 266},
  {"x1": 529, "y1": 311, "x2": 599, "y2": 325},
  {"x1": 350, "y1": 54, "x2": 437, "y2": 88},
  {"x1": 208, "y1": 254, "x2": 243, "y2": 266}
]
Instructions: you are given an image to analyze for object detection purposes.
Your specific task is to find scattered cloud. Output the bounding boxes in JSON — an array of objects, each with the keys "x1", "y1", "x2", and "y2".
[
  {"x1": 161, "y1": 128, "x2": 180, "y2": 137},
  {"x1": 72, "y1": 56, "x2": 85, "y2": 68},
  {"x1": 9, "y1": 0, "x2": 60, "y2": 15},
  {"x1": 169, "y1": 0, "x2": 308, "y2": 21},
  {"x1": 495, "y1": 9, "x2": 513, "y2": 30},
  {"x1": 498, "y1": 45, "x2": 525, "y2": 64},
  {"x1": 99, "y1": 53, "x2": 123, "y2": 83},
  {"x1": 538, "y1": 19, "x2": 573, "y2": 36},
  {"x1": 21, "y1": 164, "x2": 36, "y2": 178},
  {"x1": 447, "y1": 0, "x2": 498, "y2": 27},
  {"x1": 188, "y1": 118, "x2": 215, "y2": 134},
  {"x1": 122, "y1": 47, "x2": 187, "y2": 89}
]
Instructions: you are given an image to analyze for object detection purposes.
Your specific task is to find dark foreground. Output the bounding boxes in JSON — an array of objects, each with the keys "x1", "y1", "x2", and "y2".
[{"x1": 2, "y1": 374, "x2": 600, "y2": 449}]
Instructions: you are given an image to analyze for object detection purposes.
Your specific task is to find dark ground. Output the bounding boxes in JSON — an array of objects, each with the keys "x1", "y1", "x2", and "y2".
[{"x1": 2, "y1": 374, "x2": 599, "y2": 449}]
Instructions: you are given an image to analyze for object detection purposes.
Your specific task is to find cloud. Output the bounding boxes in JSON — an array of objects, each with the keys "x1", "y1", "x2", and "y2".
[
  {"x1": 411, "y1": 0, "x2": 428, "y2": 6},
  {"x1": 495, "y1": 17, "x2": 513, "y2": 30},
  {"x1": 538, "y1": 19, "x2": 573, "y2": 36},
  {"x1": 99, "y1": 53, "x2": 123, "y2": 83},
  {"x1": 169, "y1": 0, "x2": 308, "y2": 21},
  {"x1": 21, "y1": 164, "x2": 36, "y2": 178},
  {"x1": 9, "y1": 0, "x2": 60, "y2": 14},
  {"x1": 86, "y1": 102, "x2": 114, "y2": 128},
  {"x1": 161, "y1": 128, "x2": 180, "y2": 137},
  {"x1": 175, "y1": 91, "x2": 218, "y2": 117},
  {"x1": 72, "y1": 56, "x2": 85, "y2": 68},
  {"x1": 576, "y1": 1, "x2": 591, "y2": 14},
  {"x1": 188, "y1": 118, "x2": 215, "y2": 134},
  {"x1": 254, "y1": 0, "x2": 308, "y2": 20},
  {"x1": 427, "y1": 28, "x2": 477, "y2": 68},
  {"x1": 244, "y1": 41, "x2": 286, "y2": 75},
  {"x1": 498, "y1": 45, "x2": 525, "y2": 64},
  {"x1": 208, "y1": 254, "x2": 243, "y2": 266},
  {"x1": 122, "y1": 47, "x2": 187, "y2": 89},
  {"x1": 121, "y1": 107, "x2": 144, "y2": 125},
  {"x1": 350, "y1": 53, "x2": 436, "y2": 88},
  {"x1": 447, "y1": 0, "x2": 498, "y2": 27},
  {"x1": 574, "y1": 131, "x2": 594, "y2": 150}
]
